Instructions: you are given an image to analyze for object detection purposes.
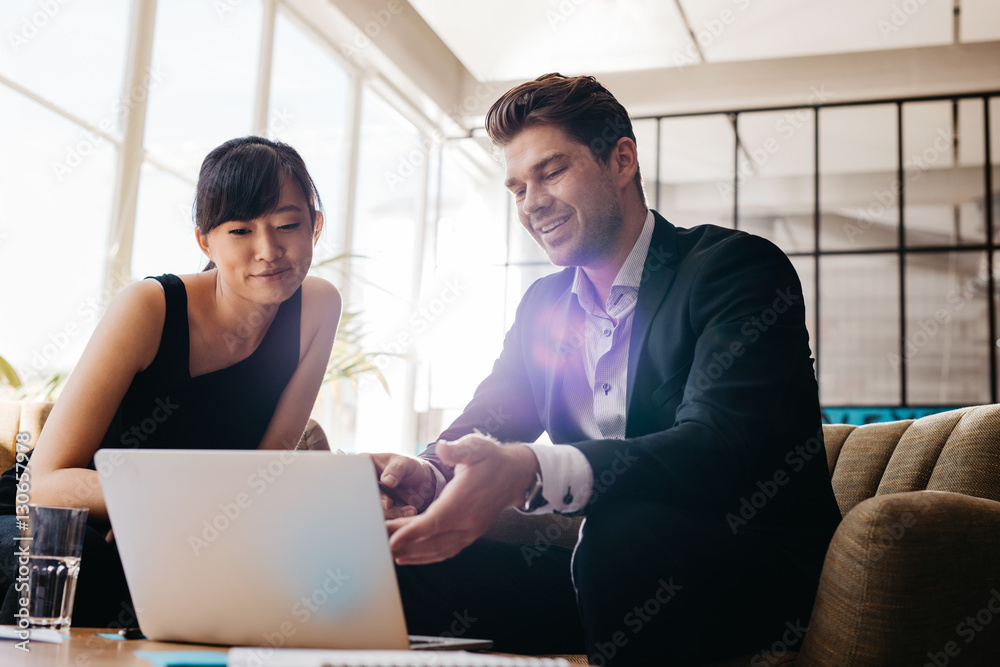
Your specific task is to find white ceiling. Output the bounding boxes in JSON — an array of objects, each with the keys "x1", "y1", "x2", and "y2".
[{"x1": 409, "y1": 0, "x2": 1000, "y2": 82}]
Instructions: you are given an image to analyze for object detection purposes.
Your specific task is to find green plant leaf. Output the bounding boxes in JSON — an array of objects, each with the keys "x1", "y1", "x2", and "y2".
[
  {"x1": 311, "y1": 253, "x2": 417, "y2": 397},
  {"x1": 0, "y1": 354, "x2": 21, "y2": 388}
]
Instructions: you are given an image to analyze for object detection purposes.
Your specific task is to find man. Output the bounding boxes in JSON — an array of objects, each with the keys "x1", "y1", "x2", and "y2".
[{"x1": 371, "y1": 73, "x2": 841, "y2": 665}]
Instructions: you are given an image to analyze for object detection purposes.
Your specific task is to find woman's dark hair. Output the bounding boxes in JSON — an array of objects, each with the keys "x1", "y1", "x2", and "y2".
[
  {"x1": 485, "y1": 73, "x2": 644, "y2": 200},
  {"x1": 195, "y1": 136, "x2": 322, "y2": 269}
]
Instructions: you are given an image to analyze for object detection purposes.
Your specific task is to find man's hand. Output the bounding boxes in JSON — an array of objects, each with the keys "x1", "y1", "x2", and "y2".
[
  {"x1": 367, "y1": 452, "x2": 438, "y2": 519},
  {"x1": 386, "y1": 434, "x2": 539, "y2": 565}
]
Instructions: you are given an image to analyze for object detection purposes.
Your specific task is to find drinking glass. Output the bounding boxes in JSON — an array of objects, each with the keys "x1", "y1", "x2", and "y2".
[{"x1": 22, "y1": 504, "x2": 88, "y2": 632}]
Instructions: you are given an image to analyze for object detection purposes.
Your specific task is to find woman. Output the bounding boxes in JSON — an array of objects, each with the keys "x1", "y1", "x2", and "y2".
[{"x1": 0, "y1": 136, "x2": 341, "y2": 626}]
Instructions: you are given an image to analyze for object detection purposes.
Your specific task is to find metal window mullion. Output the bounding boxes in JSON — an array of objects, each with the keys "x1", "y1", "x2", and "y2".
[
  {"x1": 984, "y1": 96, "x2": 997, "y2": 403},
  {"x1": 813, "y1": 108, "x2": 821, "y2": 384},
  {"x1": 503, "y1": 181, "x2": 513, "y2": 330},
  {"x1": 0, "y1": 73, "x2": 122, "y2": 147},
  {"x1": 426, "y1": 142, "x2": 447, "y2": 428},
  {"x1": 142, "y1": 151, "x2": 196, "y2": 187},
  {"x1": 630, "y1": 90, "x2": 1000, "y2": 122},
  {"x1": 788, "y1": 243, "x2": 993, "y2": 257},
  {"x1": 399, "y1": 136, "x2": 434, "y2": 451},
  {"x1": 654, "y1": 118, "x2": 661, "y2": 211},
  {"x1": 897, "y1": 102, "x2": 908, "y2": 406},
  {"x1": 325, "y1": 74, "x2": 365, "y2": 451},
  {"x1": 252, "y1": 0, "x2": 277, "y2": 137},
  {"x1": 103, "y1": 0, "x2": 158, "y2": 300},
  {"x1": 338, "y1": 73, "x2": 365, "y2": 305},
  {"x1": 732, "y1": 113, "x2": 739, "y2": 230}
]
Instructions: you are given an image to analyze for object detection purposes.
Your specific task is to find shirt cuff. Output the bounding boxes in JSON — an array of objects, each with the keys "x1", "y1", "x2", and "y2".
[
  {"x1": 522, "y1": 443, "x2": 593, "y2": 514},
  {"x1": 427, "y1": 464, "x2": 448, "y2": 505}
]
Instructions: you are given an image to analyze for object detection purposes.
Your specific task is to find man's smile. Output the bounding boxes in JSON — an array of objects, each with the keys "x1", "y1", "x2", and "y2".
[{"x1": 536, "y1": 214, "x2": 571, "y2": 235}]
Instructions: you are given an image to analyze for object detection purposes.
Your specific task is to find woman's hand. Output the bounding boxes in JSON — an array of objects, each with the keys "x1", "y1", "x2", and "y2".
[{"x1": 368, "y1": 452, "x2": 438, "y2": 518}]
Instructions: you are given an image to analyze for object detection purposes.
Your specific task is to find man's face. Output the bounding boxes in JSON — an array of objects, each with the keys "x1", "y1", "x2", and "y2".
[{"x1": 502, "y1": 124, "x2": 623, "y2": 269}]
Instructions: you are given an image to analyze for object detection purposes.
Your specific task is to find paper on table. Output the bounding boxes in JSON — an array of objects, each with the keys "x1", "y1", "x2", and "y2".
[
  {"x1": 227, "y1": 648, "x2": 570, "y2": 667},
  {"x1": 0, "y1": 625, "x2": 65, "y2": 644}
]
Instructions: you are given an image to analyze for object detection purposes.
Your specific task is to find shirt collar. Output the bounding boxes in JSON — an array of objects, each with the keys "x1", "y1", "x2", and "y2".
[
  {"x1": 571, "y1": 210, "x2": 655, "y2": 312},
  {"x1": 612, "y1": 209, "x2": 655, "y2": 290}
]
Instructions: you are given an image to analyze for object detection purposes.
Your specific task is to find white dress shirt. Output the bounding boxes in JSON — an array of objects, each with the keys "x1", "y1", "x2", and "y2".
[{"x1": 523, "y1": 210, "x2": 655, "y2": 514}]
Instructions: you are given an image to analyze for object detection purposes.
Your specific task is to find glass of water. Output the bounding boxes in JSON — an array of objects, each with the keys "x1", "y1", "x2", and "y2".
[{"x1": 23, "y1": 504, "x2": 88, "y2": 632}]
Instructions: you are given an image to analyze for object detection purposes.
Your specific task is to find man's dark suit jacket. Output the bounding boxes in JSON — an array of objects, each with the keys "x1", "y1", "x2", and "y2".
[{"x1": 423, "y1": 211, "x2": 841, "y2": 542}]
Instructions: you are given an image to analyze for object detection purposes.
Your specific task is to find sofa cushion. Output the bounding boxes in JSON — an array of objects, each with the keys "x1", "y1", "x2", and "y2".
[
  {"x1": 827, "y1": 419, "x2": 911, "y2": 517},
  {"x1": 876, "y1": 409, "x2": 965, "y2": 496},
  {"x1": 926, "y1": 405, "x2": 1000, "y2": 501}
]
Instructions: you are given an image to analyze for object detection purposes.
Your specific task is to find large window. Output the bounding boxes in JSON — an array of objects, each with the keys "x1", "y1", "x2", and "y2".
[
  {"x1": 417, "y1": 140, "x2": 508, "y2": 440},
  {"x1": 0, "y1": 2, "x2": 131, "y2": 128},
  {"x1": 738, "y1": 108, "x2": 815, "y2": 254},
  {"x1": 132, "y1": 0, "x2": 264, "y2": 278},
  {"x1": 643, "y1": 95, "x2": 999, "y2": 413},
  {"x1": 2, "y1": 0, "x2": 998, "y2": 438},
  {"x1": 0, "y1": 1, "x2": 421, "y2": 453},
  {"x1": 267, "y1": 10, "x2": 351, "y2": 264},
  {"x1": 348, "y1": 88, "x2": 426, "y2": 453},
  {"x1": 0, "y1": 1, "x2": 129, "y2": 387},
  {"x1": 657, "y1": 115, "x2": 735, "y2": 229}
]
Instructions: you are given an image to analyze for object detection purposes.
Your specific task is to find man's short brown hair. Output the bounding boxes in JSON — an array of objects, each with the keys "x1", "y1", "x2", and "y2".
[{"x1": 485, "y1": 73, "x2": 644, "y2": 199}]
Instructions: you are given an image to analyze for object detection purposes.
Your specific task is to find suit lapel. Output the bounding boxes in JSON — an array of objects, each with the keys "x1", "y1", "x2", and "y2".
[
  {"x1": 626, "y1": 212, "x2": 678, "y2": 410},
  {"x1": 540, "y1": 279, "x2": 586, "y2": 438}
]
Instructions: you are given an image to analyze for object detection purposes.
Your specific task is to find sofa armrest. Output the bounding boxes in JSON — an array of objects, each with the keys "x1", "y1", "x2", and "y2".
[
  {"x1": 295, "y1": 418, "x2": 329, "y2": 451},
  {"x1": 0, "y1": 401, "x2": 53, "y2": 472},
  {"x1": 799, "y1": 491, "x2": 1000, "y2": 665}
]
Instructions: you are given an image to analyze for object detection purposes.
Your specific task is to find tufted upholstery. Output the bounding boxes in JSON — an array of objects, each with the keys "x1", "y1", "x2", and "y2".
[{"x1": 824, "y1": 406, "x2": 1000, "y2": 516}]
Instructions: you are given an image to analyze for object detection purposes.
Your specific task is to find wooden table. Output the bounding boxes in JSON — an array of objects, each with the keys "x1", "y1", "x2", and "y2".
[
  {"x1": 3, "y1": 627, "x2": 592, "y2": 665},
  {"x1": 5, "y1": 627, "x2": 227, "y2": 666}
]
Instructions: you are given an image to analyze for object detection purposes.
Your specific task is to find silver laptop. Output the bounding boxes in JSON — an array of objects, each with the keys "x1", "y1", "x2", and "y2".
[{"x1": 95, "y1": 449, "x2": 490, "y2": 651}]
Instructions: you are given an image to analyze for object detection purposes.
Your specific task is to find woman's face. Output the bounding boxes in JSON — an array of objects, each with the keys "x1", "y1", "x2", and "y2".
[{"x1": 197, "y1": 178, "x2": 321, "y2": 305}]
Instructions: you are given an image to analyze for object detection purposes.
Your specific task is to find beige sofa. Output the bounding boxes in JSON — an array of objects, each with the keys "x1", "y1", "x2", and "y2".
[{"x1": 484, "y1": 404, "x2": 1000, "y2": 665}]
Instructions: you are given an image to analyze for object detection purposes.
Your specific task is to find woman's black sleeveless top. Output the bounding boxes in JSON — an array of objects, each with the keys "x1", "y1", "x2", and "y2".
[{"x1": 0, "y1": 273, "x2": 301, "y2": 512}]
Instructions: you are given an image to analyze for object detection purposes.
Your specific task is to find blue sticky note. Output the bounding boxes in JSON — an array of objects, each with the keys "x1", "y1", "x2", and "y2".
[
  {"x1": 96, "y1": 633, "x2": 126, "y2": 640},
  {"x1": 134, "y1": 650, "x2": 228, "y2": 666}
]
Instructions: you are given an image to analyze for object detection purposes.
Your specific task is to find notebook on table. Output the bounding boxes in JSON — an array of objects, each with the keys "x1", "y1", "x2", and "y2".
[
  {"x1": 227, "y1": 648, "x2": 571, "y2": 666},
  {"x1": 95, "y1": 449, "x2": 491, "y2": 652}
]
